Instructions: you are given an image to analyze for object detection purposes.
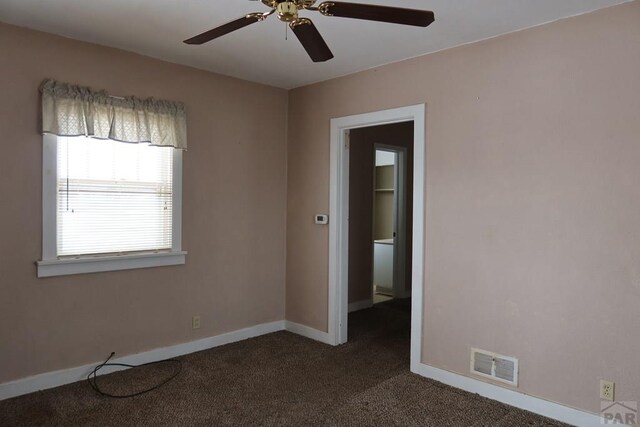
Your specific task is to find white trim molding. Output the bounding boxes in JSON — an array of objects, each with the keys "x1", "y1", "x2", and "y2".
[
  {"x1": 38, "y1": 134, "x2": 186, "y2": 278},
  {"x1": 0, "y1": 320, "x2": 284, "y2": 401},
  {"x1": 413, "y1": 363, "x2": 601, "y2": 427},
  {"x1": 329, "y1": 104, "x2": 426, "y2": 360},
  {"x1": 284, "y1": 321, "x2": 334, "y2": 345},
  {"x1": 373, "y1": 143, "x2": 408, "y2": 301},
  {"x1": 37, "y1": 251, "x2": 187, "y2": 278},
  {"x1": 348, "y1": 299, "x2": 373, "y2": 313}
]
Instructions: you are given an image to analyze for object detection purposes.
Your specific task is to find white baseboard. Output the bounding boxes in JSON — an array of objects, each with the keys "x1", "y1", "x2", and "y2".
[
  {"x1": 0, "y1": 321, "x2": 601, "y2": 426},
  {"x1": 348, "y1": 299, "x2": 373, "y2": 313},
  {"x1": 0, "y1": 320, "x2": 285, "y2": 401},
  {"x1": 412, "y1": 362, "x2": 600, "y2": 427},
  {"x1": 375, "y1": 285, "x2": 394, "y2": 295},
  {"x1": 284, "y1": 320, "x2": 334, "y2": 345}
]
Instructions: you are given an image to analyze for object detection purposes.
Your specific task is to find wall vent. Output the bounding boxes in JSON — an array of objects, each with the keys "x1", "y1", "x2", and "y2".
[{"x1": 470, "y1": 348, "x2": 518, "y2": 386}]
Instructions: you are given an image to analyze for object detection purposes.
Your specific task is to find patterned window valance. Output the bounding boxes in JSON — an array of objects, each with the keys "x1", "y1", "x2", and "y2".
[{"x1": 41, "y1": 79, "x2": 187, "y2": 149}]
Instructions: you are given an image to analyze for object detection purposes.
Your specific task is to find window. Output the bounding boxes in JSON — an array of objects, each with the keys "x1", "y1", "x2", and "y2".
[
  {"x1": 38, "y1": 79, "x2": 187, "y2": 277},
  {"x1": 38, "y1": 135, "x2": 185, "y2": 277}
]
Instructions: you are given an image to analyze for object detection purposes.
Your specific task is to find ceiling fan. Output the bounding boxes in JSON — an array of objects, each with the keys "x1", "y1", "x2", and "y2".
[{"x1": 184, "y1": 1, "x2": 435, "y2": 62}]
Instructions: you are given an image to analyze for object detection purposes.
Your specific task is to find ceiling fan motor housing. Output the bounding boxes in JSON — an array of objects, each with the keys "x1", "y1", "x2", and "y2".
[
  {"x1": 262, "y1": 0, "x2": 318, "y2": 22},
  {"x1": 262, "y1": 0, "x2": 317, "y2": 8},
  {"x1": 277, "y1": 2, "x2": 299, "y2": 22}
]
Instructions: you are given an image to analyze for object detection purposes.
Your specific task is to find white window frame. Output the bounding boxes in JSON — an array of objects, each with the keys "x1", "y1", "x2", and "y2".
[{"x1": 37, "y1": 134, "x2": 186, "y2": 278}]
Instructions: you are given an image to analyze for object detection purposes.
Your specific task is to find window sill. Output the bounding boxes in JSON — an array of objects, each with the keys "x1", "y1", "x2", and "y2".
[{"x1": 37, "y1": 251, "x2": 187, "y2": 278}]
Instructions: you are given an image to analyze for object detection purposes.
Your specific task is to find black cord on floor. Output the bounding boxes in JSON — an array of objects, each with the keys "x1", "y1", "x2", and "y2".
[{"x1": 87, "y1": 352, "x2": 182, "y2": 398}]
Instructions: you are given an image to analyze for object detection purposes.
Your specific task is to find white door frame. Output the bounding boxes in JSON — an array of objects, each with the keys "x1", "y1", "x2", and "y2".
[
  {"x1": 328, "y1": 104, "x2": 425, "y2": 372},
  {"x1": 372, "y1": 144, "x2": 408, "y2": 300}
]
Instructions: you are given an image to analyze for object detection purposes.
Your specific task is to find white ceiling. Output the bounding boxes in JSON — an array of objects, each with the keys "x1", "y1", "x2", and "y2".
[{"x1": 0, "y1": 0, "x2": 630, "y2": 89}]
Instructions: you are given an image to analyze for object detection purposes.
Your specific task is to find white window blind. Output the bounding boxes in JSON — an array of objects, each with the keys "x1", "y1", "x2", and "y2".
[{"x1": 57, "y1": 137, "x2": 173, "y2": 257}]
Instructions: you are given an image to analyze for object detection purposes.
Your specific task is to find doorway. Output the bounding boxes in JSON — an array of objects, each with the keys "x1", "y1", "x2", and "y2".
[
  {"x1": 328, "y1": 104, "x2": 426, "y2": 373},
  {"x1": 345, "y1": 126, "x2": 411, "y2": 314},
  {"x1": 372, "y1": 145, "x2": 408, "y2": 305}
]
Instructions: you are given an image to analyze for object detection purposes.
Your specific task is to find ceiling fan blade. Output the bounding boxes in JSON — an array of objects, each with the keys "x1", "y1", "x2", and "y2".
[
  {"x1": 184, "y1": 13, "x2": 265, "y2": 45},
  {"x1": 290, "y1": 18, "x2": 334, "y2": 63},
  {"x1": 318, "y1": 2, "x2": 434, "y2": 27}
]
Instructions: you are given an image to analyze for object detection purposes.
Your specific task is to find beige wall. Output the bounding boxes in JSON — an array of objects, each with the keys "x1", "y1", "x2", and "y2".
[
  {"x1": 0, "y1": 22, "x2": 288, "y2": 383},
  {"x1": 348, "y1": 123, "x2": 414, "y2": 304},
  {"x1": 286, "y1": 1, "x2": 640, "y2": 414},
  {"x1": 2, "y1": 0, "x2": 639, "y2": 415}
]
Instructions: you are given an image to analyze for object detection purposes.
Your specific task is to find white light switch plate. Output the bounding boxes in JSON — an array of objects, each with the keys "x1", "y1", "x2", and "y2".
[{"x1": 315, "y1": 214, "x2": 328, "y2": 225}]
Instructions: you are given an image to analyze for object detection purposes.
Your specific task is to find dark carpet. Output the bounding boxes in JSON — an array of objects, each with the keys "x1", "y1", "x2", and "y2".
[{"x1": 0, "y1": 299, "x2": 568, "y2": 426}]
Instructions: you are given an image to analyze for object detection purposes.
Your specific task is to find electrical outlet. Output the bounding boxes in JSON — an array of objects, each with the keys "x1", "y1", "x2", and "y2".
[
  {"x1": 192, "y1": 316, "x2": 201, "y2": 330},
  {"x1": 600, "y1": 380, "x2": 615, "y2": 401}
]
